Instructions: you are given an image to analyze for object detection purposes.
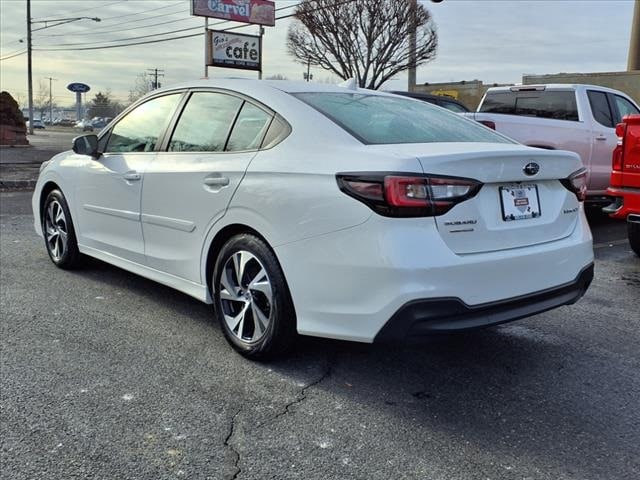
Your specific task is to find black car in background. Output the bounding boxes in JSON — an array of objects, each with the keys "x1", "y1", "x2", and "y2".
[{"x1": 390, "y1": 91, "x2": 470, "y2": 113}]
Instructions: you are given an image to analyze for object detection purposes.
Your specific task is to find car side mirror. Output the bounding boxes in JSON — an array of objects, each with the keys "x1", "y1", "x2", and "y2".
[{"x1": 72, "y1": 134, "x2": 100, "y2": 159}]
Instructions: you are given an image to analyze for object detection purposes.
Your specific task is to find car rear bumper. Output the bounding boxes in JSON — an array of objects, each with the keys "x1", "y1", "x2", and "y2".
[
  {"x1": 374, "y1": 263, "x2": 593, "y2": 343},
  {"x1": 275, "y1": 208, "x2": 594, "y2": 343},
  {"x1": 604, "y1": 187, "x2": 640, "y2": 219}
]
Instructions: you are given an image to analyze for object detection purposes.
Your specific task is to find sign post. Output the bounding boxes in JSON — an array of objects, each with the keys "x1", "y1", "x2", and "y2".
[
  {"x1": 192, "y1": 0, "x2": 274, "y2": 77},
  {"x1": 67, "y1": 83, "x2": 90, "y2": 121}
]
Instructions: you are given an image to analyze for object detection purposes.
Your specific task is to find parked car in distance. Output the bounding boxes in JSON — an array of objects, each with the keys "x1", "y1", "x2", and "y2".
[
  {"x1": 603, "y1": 114, "x2": 640, "y2": 256},
  {"x1": 32, "y1": 79, "x2": 594, "y2": 359},
  {"x1": 75, "y1": 119, "x2": 93, "y2": 132},
  {"x1": 90, "y1": 117, "x2": 113, "y2": 130},
  {"x1": 390, "y1": 91, "x2": 470, "y2": 113},
  {"x1": 464, "y1": 84, "x2": 640, "y2": 203},
  {"x1": 27, "y1": 119, "x2": 45, "y2": 129},
  {"x1": 55, "y1": 118, "x2": 76, "y2": 127}
]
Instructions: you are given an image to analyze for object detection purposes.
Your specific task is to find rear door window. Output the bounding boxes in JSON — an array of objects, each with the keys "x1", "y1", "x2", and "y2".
[
  {"x1": 480, "y1": 90, "x2": 578, "y2": 121},
  {"x1": 168, "y1": 92, "x2": 243, "y2": 152},
  {"x1": 587, "y1": 90, "x2": 614, "y2": 128}
]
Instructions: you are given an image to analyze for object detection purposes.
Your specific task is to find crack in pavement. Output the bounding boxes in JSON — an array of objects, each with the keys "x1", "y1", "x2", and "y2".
[
  {"x1": 271, "y1": 359, "x2": 334, "y2": 423},
  {"x1": 224, "y1": 408, "x2": 242, "y2": 480}
]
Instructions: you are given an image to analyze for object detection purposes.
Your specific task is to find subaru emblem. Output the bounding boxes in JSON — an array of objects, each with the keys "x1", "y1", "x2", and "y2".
[{"x1": 523, "y1": 162, "x2": 540, "y2": 176}]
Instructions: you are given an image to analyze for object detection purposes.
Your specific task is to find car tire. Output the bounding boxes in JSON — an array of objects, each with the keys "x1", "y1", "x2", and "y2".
[
  {"x1": 213, "y1": 234, "x2": 296, "y2": 360},
  {"x1": 42, "y1": 189, "x2": 82, "y2": 269},
  {"x1": 628, "y1": 218, "x2": 640, "y2": 257}
]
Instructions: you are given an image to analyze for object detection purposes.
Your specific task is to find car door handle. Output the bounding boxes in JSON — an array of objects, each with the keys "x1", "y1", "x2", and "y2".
[
  {"x1": 123, "y1": 171, "x2": 141, "y2": 181},
  {"x1": 595, "y1": 136, "x2": 607, "y2": 141},
  {"x1": 204, "y1": 177, "x2": 229, "y2": 187}
]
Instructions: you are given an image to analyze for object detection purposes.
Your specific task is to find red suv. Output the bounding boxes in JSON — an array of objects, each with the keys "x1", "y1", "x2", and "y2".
[{"x1": 604, "y1": 114, "x2": 640, "y2": 256}]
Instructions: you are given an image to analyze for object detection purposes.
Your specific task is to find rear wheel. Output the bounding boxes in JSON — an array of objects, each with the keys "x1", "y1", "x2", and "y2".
[
  {"x1": 628, "y1": 217, "x2": 640, "y2": 257},
  {"x1": 43, "y1": 190, "x2": 81, "y2": 269},
  {"x1": 213, "y1": 234, "x2": 296, "y2": 359}
]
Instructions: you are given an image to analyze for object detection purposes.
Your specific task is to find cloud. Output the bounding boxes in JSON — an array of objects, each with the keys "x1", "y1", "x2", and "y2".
[{"x1": 0, "y1": 0, "x2": 635, "y2": 106}]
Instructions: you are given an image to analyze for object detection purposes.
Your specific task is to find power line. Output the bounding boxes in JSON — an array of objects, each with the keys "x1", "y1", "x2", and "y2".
[
  {"x1": 97, "y1": 1, "x2": 184, "y2": 21},
  {"x1": 35, "y1": 4, "x2": 191, "y2": 38},
  {"x1": 35, "y1": 18, "x2": 200, "y2": 44},
  {"x1": 32, "y1": 1, "x2": 351, "y2": 53},
  {"x1": 31, "y1": 0, "x2": 130, "y2": 21},
  {"x1": 0, "y1": 50, "x2": 27, "y2": 61},
  {"x1": 35, "y1": 32, "x2": 204, "y2": 52}
]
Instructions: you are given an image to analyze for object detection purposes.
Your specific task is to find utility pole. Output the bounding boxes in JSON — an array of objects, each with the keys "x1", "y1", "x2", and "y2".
[
  {"x1": 146, "y1": 68, "x2": 165, "y2": 89},
  {"x1": 629, "y1": 0, "x2": 640, "y2": 70},
  {"x1": 204, "y1": 17, "x2": 209, "y2": 78},
  {"x1": 408, "y1": 0, "x2": 417, "y2": 92},
  {"x1": 25, "y1": 10, "x2": 100, "y2": 134},
  {"x1": 26, "y1": 0, "x2": 33, "y2": 134},
  {"x1": 44, "y1": 76, "x2": 57, "y2": 125},
  {"x1": 304, "y1": 57, "x2": 313, "y2": 82}
]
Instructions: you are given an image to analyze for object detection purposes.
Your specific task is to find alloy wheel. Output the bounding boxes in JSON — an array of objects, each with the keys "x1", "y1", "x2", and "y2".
[
  {"x1": 45, "y1": 200, "x2": 68, "y2": 262},
  {"x1": 219, "y1": 250, "x2": 273, "y2": 344}
]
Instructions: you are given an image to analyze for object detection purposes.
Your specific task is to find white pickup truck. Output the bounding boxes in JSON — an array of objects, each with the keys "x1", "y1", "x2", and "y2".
[{"x1": 464, "y1": 84, "x2": 640, "y2": 202}]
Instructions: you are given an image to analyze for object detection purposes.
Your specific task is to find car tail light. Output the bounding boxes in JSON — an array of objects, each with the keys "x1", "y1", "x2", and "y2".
[
  {"x1": 561, "y1": 168, "x2": 588, "y2": 202},
  {"x1": 612, "y1": 122, "x2": 626, "y2": 172},
  {"x1": 478, "y1": 120, "x2": 496, "y2": 130},
  {"x1": 336, "y1": 173, "x2": 482, "y2": 217}
]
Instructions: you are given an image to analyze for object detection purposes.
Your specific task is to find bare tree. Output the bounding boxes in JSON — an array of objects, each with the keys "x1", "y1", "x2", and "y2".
[
  {"x1": 34, "y1": 80, "x2": 52, "y2": 121},
  {"x1": 128, "y1": 73, "x2": 152, "y2": 103},
  {"x1": 287, "y1": 0, "x2": 437, "y2": 90}
]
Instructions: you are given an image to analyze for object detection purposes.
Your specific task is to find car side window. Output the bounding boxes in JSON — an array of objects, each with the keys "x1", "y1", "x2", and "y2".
[
  {"x1": 226, "y1": 102, "x2": 272, "y2": 152},
  {"x1": 613, "y1": 95, "x2": 639, "y2": 122},
  {"x1": 479, "y1": 92, "x2": 515, "y2": 114},
  {"x1": 261, "y1": 116, "x2": 291, "y2": 149},
  {"x1": 587, "y1": 90, "x2": 614, "y2": 128},
  {"x1": 439, "y1": 101, "x2": 467, "y2": 113},
  {"x1": 104, "y1": 94, "x2": 181, "y2": 153},
  {"x1": 168, "y1": 92, "x2": 242, "y2": 152}
]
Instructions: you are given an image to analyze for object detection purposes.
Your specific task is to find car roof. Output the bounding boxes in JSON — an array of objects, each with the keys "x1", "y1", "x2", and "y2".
[
  {"x1": 389, "y1": 90, "x2": 455, "y2": 101},
  {"x1": 153, "y1": 78, "x2": 393, "y2": 97},
  {"x1": 486, "y1": 84, "x2": 629, "y2": 95}
]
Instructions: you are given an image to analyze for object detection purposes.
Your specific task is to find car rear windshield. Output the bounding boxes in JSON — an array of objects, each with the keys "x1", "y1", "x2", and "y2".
[
  {"x1": 479, "y1": 90, "x2": 579, "y2": 121},
  {"x1": 293, "y1": 92, "x2": 513, "y2": 145}
]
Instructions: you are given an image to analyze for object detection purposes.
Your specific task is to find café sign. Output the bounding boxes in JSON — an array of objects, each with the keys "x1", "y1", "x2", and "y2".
[
  {"x1": 208, "y1": 30, "x2": 262, "y2": 71},
  {"x1": 192, "y1": 0, "x2": 275, "y2": 26}
]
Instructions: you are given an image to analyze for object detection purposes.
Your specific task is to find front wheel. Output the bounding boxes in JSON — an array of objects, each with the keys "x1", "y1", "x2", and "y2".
[
  {"x1": 42, "y1": 189, "x2": 82, "y2": 269},
  {"x1": 213, "y1": 234, "x2": 296, "y2": 360}
]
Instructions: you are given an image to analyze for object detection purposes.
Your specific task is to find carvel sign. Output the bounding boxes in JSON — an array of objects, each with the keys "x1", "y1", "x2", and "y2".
[{"x1": 192, "y1": 0, "x2": 275, "y2": 26}]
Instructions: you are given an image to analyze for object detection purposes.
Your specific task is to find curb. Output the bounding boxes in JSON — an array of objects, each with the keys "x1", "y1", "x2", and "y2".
[{"x1": 0, "y1": 180, "x2": 37, "y2": 190}]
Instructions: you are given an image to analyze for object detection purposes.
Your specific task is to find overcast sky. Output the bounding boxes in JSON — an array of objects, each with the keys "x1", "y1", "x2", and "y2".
[{"x1": 0, "y1": 0, "x2": 635, "y2": 107}]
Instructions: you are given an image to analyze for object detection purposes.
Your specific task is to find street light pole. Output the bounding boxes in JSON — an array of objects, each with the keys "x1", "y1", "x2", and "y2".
[
  {"x1": 25, "y1": 10, "x2": 100, "y2": 135},
  {"x1": 26, "y1": 0, "x2": 33, "y2": 134}
]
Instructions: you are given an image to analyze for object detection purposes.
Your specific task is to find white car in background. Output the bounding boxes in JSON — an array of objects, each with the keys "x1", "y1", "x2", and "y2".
[{"x1": 32, "y1": 79, "x2": 594, "y2": 359}]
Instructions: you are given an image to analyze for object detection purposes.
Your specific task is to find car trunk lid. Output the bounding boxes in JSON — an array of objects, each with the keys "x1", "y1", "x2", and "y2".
[{"x1": 367, "y1": 143, "x2": 585, "y2": 254}]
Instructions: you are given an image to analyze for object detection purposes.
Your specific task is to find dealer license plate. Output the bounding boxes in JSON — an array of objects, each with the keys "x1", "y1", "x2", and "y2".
[{"x1": 499, "y1": 184, "x2": 541, "y2": 221}]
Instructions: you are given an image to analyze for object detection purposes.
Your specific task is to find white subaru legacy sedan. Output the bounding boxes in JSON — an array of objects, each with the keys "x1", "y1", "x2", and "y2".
[{"x1": 32, "y1": 79, "x2": 594, "y2": 359}]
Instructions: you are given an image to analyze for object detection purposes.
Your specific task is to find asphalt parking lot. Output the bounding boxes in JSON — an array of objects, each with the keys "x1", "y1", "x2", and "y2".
[{"x1": 1, "y1": 189, "x2": 639, "y2": 480}]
